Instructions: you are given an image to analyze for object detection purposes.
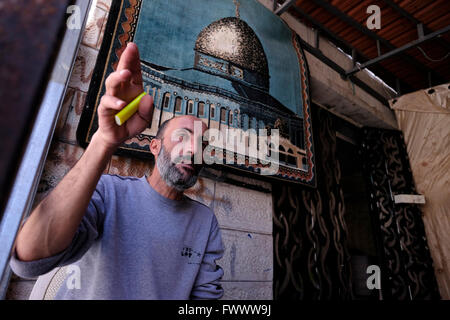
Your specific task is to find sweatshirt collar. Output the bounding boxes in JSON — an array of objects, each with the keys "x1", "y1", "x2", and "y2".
[{"x1": 140, "y1": 175, "x2": 188, "y2": 208}]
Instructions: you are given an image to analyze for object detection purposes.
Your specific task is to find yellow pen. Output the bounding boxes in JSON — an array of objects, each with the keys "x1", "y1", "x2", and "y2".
[{"x1": 114, "y1": 92, "x2": 147, "y2": 126}]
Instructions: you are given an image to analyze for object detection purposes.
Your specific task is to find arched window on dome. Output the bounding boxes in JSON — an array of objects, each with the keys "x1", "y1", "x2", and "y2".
[
  {"x1": 198, "y1": 102, "x2": 205, "y2": 117},
  {"x1": 220, "y1": 107, "x2": 227, "y2": 123},
  {"x1": 210, "y1": 104, "x2": 215, "y2": 120},
  {"x1": 162, "y1": 92, "x2": 171, "y2": 110},
  {"x1": 174, "y1": 96, "x2": 182, "y2": 113},
  {"x1": 187, "y1": 100, "x2": 194, "y2": 114}
]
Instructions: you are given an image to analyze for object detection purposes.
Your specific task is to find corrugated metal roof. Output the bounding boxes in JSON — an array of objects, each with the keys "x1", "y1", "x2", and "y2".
[{"x1": 285, "y1": 0, "x2": 450, "y2": 94}]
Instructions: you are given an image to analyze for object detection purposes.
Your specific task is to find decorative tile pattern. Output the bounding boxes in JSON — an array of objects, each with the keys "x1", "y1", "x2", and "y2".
[
  {"x1": 108, "y1": 155, "x2": 153, "y2": 177},
  {"x1": 96, "y1": 8, "x2": 109, "y2": 50},
  {"x1": 68, "y1": 44, "x2": 99, "y2": 92},
  {"x1": 96, "y1": 0, "x2": 112, "y2": 12},
  {"x1": 33, "y1": 142, "x2": 85, "y2": 206},
  {"x1": 60, "y1": 90, "x2": 87, "y2": 144},
  {"x1": 55, "y1": 88, "x2": 75, "y2": 139},
  {"x1": 82, "y1": 6, "x2": 108, "y2": 49}
]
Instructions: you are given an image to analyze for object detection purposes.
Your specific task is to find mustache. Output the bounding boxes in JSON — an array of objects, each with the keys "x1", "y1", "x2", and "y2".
[
  {"x1": 163, "y1": 156, "x2": 202, "y2": 182},
  {"x1": 170, "y1": 154, "x2": 203, "y2": 170}
]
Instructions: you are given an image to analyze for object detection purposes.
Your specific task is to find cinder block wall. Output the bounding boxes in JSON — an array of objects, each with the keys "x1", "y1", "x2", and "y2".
[
  {"x1": 6, "y1": 0, "x2": 273, "y2": 300},
  {"x1": 186, "y1": 169, "x2": 273, "y2": 299}
]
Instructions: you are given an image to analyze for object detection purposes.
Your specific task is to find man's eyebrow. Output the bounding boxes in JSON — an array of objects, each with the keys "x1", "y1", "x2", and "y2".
[{"x1": 180, "y1": 127, "x2": 193, "y2": 134}]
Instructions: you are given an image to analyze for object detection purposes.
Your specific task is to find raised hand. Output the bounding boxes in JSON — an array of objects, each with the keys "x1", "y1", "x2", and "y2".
[{"x1": 96, "y1": 42, "x2": 154, "y2": 149}]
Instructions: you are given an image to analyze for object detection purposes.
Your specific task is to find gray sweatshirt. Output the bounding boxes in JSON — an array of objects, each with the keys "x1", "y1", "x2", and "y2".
[{"x1": 10, "y1": 174, "x2": 225, "y2": 299}]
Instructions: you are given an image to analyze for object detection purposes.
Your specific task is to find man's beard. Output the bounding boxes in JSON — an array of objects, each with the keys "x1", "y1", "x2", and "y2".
[{"x1": 156, "y1": 144, "x2": 202, "y2": 192}]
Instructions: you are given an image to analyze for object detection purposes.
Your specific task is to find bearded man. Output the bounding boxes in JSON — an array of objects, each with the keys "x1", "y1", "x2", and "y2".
[{"x1": 10, "y1": 42, "x2": 224, "y2": 300}]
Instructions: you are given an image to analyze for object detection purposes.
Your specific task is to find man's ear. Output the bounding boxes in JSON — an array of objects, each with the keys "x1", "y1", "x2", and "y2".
[{"x1": 150, "y1": 138, "x2": 161, "y2": 157}]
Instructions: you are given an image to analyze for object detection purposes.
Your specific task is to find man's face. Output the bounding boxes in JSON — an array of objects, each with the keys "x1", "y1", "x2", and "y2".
[{"x1": 156, "y1": 116, "x2": 208, "y2": 191}]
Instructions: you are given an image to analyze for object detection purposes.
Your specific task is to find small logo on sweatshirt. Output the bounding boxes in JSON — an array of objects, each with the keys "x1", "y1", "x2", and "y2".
[
  {"x1": 181, "y1": 246, "x2": 202, "y2": 264},
  {"x1": 66, "y1": 265, "x2": 81, "y2": 290}
]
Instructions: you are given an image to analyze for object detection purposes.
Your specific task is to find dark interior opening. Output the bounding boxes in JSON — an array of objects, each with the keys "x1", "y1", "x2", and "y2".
[{"x1": 336, "y1": 130, "x2": 380, "y2": 300}]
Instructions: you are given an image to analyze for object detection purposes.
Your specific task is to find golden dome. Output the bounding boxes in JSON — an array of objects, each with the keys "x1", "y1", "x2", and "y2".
[{"x1": 194, "y1": 17, "x2": 269, "y2": 78}]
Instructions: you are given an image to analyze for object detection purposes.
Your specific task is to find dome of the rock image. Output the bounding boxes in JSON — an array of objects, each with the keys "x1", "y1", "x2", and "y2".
[{"x1": 194, "y1": 17, "x2": 270, "y2": 90}]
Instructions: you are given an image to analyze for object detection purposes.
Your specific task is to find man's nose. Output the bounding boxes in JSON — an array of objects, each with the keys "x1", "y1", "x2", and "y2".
[{"x1": 183, "y1": 136, "x2": 203, "y2": 162}]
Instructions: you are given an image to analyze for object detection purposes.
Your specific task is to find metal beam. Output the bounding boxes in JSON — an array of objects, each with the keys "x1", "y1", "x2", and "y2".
[
  {"x1": 311, "y1": 0, "x2": 446, "y2": 84},
  {"x1": 376, "y1": 39, "x2": 381, "y2": 56},
  {"x1": 293, "y1": 5, "x2": 353, "y2": 54},
  {"x1": 396, "y1": 78, "x2": 401, "y2": 96},
  {"x1": 294, "y1": 34, "x2": 390, "y2": 106},
  {"x1": 291, "y1": 5, "x2": 414, "y2": 93},
  {"x1": 382, "y1": 0, "x2": 450, "y2": 51},
  {"x1": 346, "y1": 25, "x2": 450, "y2": 76},
  {"x1": 274, "y1": 0, "x2": 296, "y2": 15},
  {"x1": 351, "y1": 48, "x2": 357, "y2": 67},
  {"x1": 383, "y1": 0, "x2": 425, "y2": 25},
  {"x1": 314, "y1": 28, "x2": 320, "y2": 48},
  {"x1": 417, "y1": 24, "x2": 425, "y2": 39}
]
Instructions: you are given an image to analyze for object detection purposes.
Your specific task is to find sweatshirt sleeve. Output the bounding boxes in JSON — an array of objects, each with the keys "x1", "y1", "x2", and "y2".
[
  {"x1": 9, "y1": 176, "x2": 107, "y2": 279},
  {"x1": 190, "y1": 214, "x2": 225, "y2": 300}
]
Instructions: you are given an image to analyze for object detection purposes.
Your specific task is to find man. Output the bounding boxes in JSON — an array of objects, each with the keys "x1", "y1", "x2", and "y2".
[{"x1": 10, "y1": 42, "x2": 224, "y2": 299}]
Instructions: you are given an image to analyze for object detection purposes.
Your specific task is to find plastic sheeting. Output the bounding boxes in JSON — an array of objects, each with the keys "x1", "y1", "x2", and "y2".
[{"x1": 389, "y1": 83, "x2": 450, "y2": 299}]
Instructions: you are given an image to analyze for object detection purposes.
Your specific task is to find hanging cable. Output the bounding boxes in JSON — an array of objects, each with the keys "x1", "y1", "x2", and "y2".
[{"x1": 417, "y1": 46, "x2": 450, "y2": 62}]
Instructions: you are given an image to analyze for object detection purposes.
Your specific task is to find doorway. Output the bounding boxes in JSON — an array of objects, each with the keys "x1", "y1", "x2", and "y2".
[{"x1": 335, "y1": 118, "x2": 380, "y2": 300}]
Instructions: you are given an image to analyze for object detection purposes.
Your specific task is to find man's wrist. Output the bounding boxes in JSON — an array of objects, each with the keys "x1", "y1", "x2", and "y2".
[{"x1": 90, "y1": 131, "x2": 120, "y2": 156}]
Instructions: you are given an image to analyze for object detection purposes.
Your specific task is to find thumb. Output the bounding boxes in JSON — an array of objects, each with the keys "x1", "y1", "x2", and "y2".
[
  {"x1": 137, "y1": 94, "x2": 154, "y2": 123},
  {"x1": 125, "y1": 94, "x2": 154, "y2": 137}
]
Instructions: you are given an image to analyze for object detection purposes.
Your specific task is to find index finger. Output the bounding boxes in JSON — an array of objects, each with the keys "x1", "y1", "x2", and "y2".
[{"x1": 117, "y1": 42, "x2": 143, "y2": 86}]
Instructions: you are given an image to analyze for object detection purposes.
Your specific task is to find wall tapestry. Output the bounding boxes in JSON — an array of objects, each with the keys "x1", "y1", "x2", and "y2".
[{"x1": 77, "y1": 0, "x2": 316, "y2": 186}]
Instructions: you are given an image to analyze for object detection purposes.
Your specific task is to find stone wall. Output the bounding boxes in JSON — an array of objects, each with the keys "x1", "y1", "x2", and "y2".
[{"x1": 185, "y1": 169, "x2": 273, "y2": 299}]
